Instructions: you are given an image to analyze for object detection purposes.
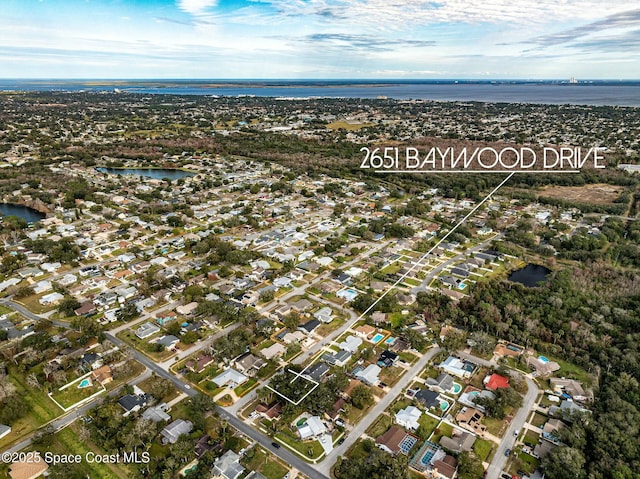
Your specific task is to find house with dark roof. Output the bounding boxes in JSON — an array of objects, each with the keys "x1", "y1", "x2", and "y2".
[
  {"x1": 118, "y1": 393, "x2": 148, "y2": 416},
  {"x1": 377, "y1": 350, "x2": 398, "y2": 368},
  {"x1": 304, "y1": 362, "x2": 330, "y2": 381},
  {"x1": 299, "y1": 319, "x2": 321, "y2": 335},
  {"x1": 415, "y1": 389, "x2": 440, "y2": 409},
  {"x1": 194, "y1": 434, "x2": 222, "y2": 458}
]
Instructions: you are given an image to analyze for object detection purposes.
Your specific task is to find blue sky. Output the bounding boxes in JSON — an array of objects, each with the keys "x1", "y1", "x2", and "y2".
[{"x1": 1, "y1": 0, "x2": 639, "y2": 78}]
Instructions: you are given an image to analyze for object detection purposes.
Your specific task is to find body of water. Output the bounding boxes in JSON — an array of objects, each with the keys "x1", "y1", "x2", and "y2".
[
  {"x1": 0, "y1": 203, "x2": 46, "y2": 223},
  {"x1": 96, "y1": 167, "x2": 196, "y2": 180},
  {"x1": 2, "y1": 80, "x2": 640, "y2": 106},
  {"x1": 508, "y1": 264, "x2": 551, "y2": 287}
]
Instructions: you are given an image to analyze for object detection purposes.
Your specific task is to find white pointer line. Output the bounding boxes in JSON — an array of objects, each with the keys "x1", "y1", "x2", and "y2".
[{"x1": 290, "y1": 171, "x2": 516, "y2": 386}]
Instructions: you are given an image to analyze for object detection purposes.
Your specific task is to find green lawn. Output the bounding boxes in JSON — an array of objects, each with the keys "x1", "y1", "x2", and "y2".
[
  {"x1": 235, "y1": 378, "x2": 258, "y2": 397},
  {"x1": 32, "y1": 426, "x2": 131, "y2": 478},
  {"x1": 430, "y1": 421, "x2": 453, "y2": 443},
  {"x1": 523, "y1": 430, "x2": 541, "y2": 445},
  {"x1": 274, "y1": 432, "x2": 324, "y2": 461},
  {"x1": 418, "y1": 414, "x2": 440, "y2": 438},
  {"x1": 51, "y1": 380, "x2": 104, "y2": 410},
  {"x1": 0, "y1": 365, "x2": 61, "y2": 449},
  {"x1": 482, "y1": 416, "x2": 506, "y2": 437},
  {"x1": 473, "y1": 438, "x2": 494, "y2": 461},
  {"x1": 366, "y1": 414, "x2": 393, "y2": 438},
  {"x1": 531, "y1": 412, "x2": 548, "y2": 428},
  {"x1": 241, "y1": 446, "x2": 289, "y2": 479}
]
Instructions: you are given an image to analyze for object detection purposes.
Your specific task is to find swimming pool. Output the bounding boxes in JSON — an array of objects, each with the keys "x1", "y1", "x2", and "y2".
[
  {"x1": 440, "y1": 400, "x2": 449, "y2": 411},
  {"x1": 337, "y1": 288, "x2": 359, "y2": 301},
  {"x1": 539, "y1": 356, "x2": 550, "y2": 363},
  {"x1": 78, "y1": 378, "x2": 92, "y2": 388},
  {"x1": 458, "y1": 282, "x2": 466, "y2": 290},
  {"x1": 371, "y1": 333, "x2": 384, "y2": 343},
  {"x1": 385, "y1": 337, "x2": 396, "y2": 345},
  {"x1": 468, "y1": 391, "x2": 479, "y2": 398},
  {"x1": 181, "y1": 322, "x2": 189, "y2": 327},
  {"x1": 451, "y1": 383, "x2": 462, "y2": 394}
]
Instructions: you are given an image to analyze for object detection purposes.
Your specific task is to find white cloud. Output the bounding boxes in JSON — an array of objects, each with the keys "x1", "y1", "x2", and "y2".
[
  {"x1": 177, "y1": 0, "x2": 218, "y2": 15},
  {"x1": 256, "y1": 0, "x2": 634, "y2": 26}
]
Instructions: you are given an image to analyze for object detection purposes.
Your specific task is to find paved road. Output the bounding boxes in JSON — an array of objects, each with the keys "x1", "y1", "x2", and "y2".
[
  {"x1": 105, "y1": 332, "x2": 329, "y2": 479},
  {"x1": 456, "y1": 351, "x2": 540, "y2": 479},
  {"x1": 3, "y1": 369, "x2": 152, "y2": 454},
  {"x1": 0, "y1": 298, "x2": 69, "y2": 328},
  {"x1": 485, "y1": 376, "x2": 539, "y2": 479},
  {"x1": 411, "y1": 235, "x2": 500, "y2": 293},
  {"x1": 314, "y1": 346, "x2": 443, "y2": 476}
]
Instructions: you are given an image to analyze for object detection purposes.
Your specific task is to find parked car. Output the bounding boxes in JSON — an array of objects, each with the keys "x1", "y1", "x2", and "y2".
[
  {"x1": 271, "y1": 442, "x2": 281, "y2": 449},
  {"x1": 505, "y1": 448, "x2": 512, "y2": 457}
]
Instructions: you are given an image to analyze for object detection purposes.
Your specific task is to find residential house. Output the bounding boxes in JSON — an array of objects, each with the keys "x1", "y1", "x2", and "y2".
[
  {"x1": 485, "y1": 373, "x2": 509, "y2": 391},
  {"x1": 439, "y1": 356, "x2": 473, "y2": 378},
  {"x1": 415, "y1": 389, "x2": 440, "y2": 409},
  {"x1": 299, "y1": 319, "x2": 321, "y2": 335},
  {"x1": 338, "y1": 335, "x2": 362, "y2": 353},
  {"x1": 234, "y1": 353, "x2": 267, "y2": 376},
  {"x1": 526, "y1": 355, "x2": 561, "y2": 376},
  {"x1": 176, "y1": 302, "x2": 198, "y2": 316},
  {"x1": 355, "y1": 364, "x2": 381, "y2": 386},
  {"x1": 135, "y1": 322, "x2": 160, "y2": 339},
  {"x1": 118, "y1": 393, "x2": 148, "y2": 416},
  {"x1": 91, "y1": 365, "x2": 113, "y2": 385},
  {"x1": 39, "y1": 292, "x2": 64, "y2": 305},
  {"x1": 212, "y1": 450, "x2": 245, "y2": 479},
  {"x1": 155, "y1": 335, "x2": 179, "y2": 349},
  {"x1": 305, "y1": 362, "x2": 330, "y2": 381},
  {"x1": 297, "y1": 416, "x2": 327, "y2": 440},
  {"x1": 439, "y1": 430, "x2": 475, "y2": 453},
  {"x1": 161, "y1": 419, "x2": 193, "y2": 445},
  {"x1": 142, "y1": 403, "x2": 171, "y2": 423},
  {"x1": 455, "y1": 407, "x2": 486, "y2": 435},
  {"x1": 314, "y1": 307, "x2": 333, "y2": 324},
  {"x1": 186, "y1": 354, "x2": 215, "y2": 374},
  {"x1": 260, "y1": 342, "x2": 286, "y2": 360},
  {"x1": 354, "y1": 324, "x2": 376, "y2": 340},
  {"x1": 426, "y1": 373, "x2": 454, "y2": 393},
  {"x1": 395, "y1": 405, "x2": 422, "y2": 431},
  {"x1": 8, "y1": 460, "x2": 49, "y2": 479},
  {"x1": 432, "y1": 455, "x2": 458, "y2": 479},
  {"x1": 212, "y1": 369, "x2": 248, "y2": 388},
  {"x1": 376, "y1": 426, "x2": 419, "y2": 455},
  {"x1": 321, "y1": 349, "x2": 352, "y2": 368},
  {"x1": 377, "y1": 350, "x2": 398, "y2": 368}
]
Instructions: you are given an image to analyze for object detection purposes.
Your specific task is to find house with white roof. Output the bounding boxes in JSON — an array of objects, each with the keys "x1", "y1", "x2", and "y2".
[
  {"x1": 297, "y1": 416, "x2": 327, "y2": 440},
  {"x1": 395, "y1": 405, "x2": 422, "y2": 431}
]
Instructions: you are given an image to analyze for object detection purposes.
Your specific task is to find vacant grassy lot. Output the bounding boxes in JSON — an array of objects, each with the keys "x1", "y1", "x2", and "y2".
[{"x1": 537, "y1": 183, "x2": 626, "y2": 205}]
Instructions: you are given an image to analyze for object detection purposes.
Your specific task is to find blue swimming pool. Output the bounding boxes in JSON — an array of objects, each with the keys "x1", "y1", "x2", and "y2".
[
  {"x1": 78, "y1": 378, "x2": 91, "y2": 388},
  {"x1": 539, "y1": 356, "x2": 550, "y2": 363},
  {"x1": 440, "y1": 400, "x2": 449, "y2": 411},
  {"x1": 371, "y1": 333, "x2": 384, "y2": 343},
  {"x1": 451, "y1": 383, "x2": 462, "y2": 394},
  {"x1": 385, "y1": 337, "x2": 396, "y2": 345}
]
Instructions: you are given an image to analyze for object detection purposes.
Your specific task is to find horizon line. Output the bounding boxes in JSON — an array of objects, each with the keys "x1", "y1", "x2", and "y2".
[{"x1": 1, "y1": 77, "x2": 640, "y2": 82}]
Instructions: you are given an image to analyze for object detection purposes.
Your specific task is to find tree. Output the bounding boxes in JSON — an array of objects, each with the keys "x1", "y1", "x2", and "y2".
[
  {"x1": 260, "y1": 290, "x2": 275, "y2": 302},
  {"x1": 350, "y1": 384, "x2": 373, "y2": 409},
  {"x1": 541, "y1": 446, "x2": 586, "y2": 479},
  {"x1": 458, "y1": 452, "x2": 485, "y2": 479},
  {"x1": 57, "y1": 297, "x2": 80, "y2": 316}
]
